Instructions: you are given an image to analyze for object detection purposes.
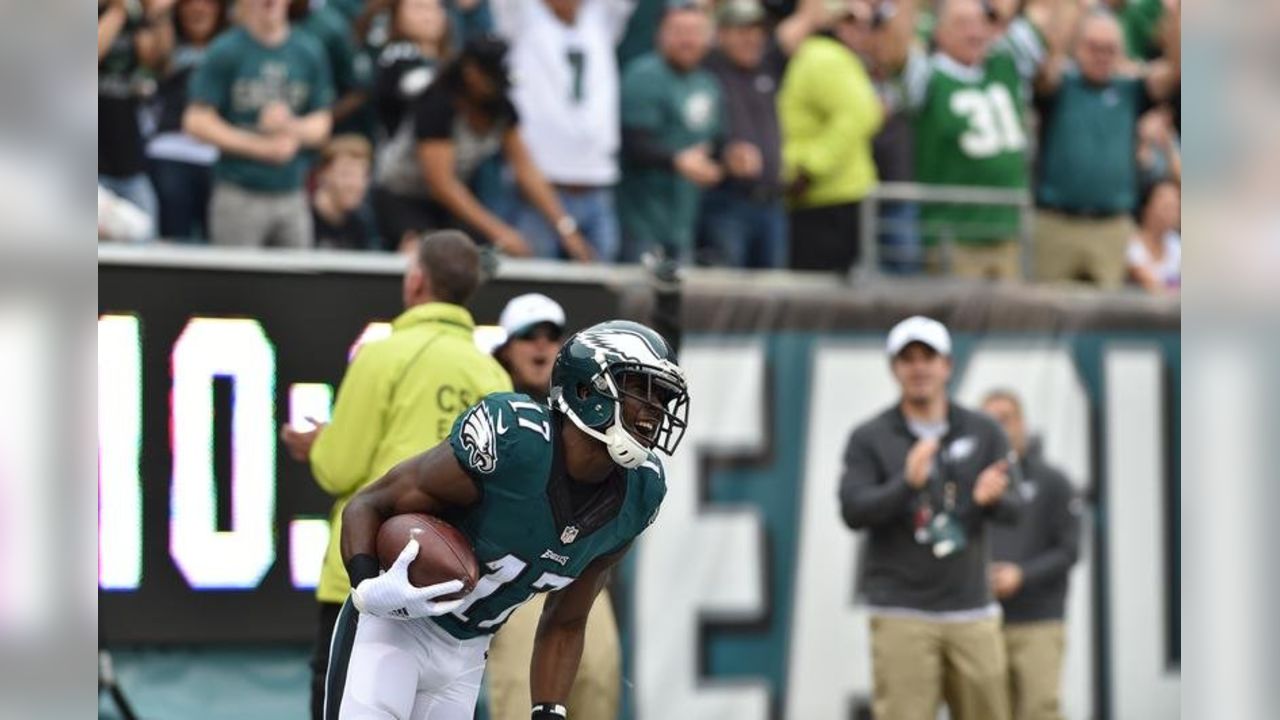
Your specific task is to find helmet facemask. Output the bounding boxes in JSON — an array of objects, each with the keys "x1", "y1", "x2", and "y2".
[
  {"x1": 554, "y1": 363, "x2": 689, "y2": 469},
  {"x1": 607, "y1": 364, "x2": 688, "y2": 456}
]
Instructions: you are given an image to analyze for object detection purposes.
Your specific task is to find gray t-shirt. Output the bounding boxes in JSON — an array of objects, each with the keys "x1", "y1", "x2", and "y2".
[{"x1": 702, "y1": 45, "x2": 785, "y2": 197}]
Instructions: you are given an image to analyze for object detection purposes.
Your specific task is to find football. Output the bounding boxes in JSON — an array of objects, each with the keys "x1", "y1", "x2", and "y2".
[{"x1": 376, "y1": 514, "x2": 479, "y2": 600}]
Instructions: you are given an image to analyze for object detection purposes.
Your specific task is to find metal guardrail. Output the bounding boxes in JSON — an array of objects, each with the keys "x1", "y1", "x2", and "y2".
[{"x1": 855, "y1": 181, "x2": 1035, "y2": 281}]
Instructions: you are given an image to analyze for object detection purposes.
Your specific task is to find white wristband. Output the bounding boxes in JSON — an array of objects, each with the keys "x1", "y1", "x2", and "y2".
[{"x1": 555, "y1": 215, "x2": 577, "y2": 238}]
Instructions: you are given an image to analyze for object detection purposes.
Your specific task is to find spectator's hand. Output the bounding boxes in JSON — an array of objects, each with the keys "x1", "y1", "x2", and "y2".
[
  {"x1": 990, "y1": 562, "x2": 1024, "y2": 599},
  {"x1": 280, "y1": 419, "x2": 325, "y2": 463},
  {"x1": 258, "y1": 101, "x2": 296, "y2": 135},
  {"x1": 561, "y1": 231, "x2": 596, "y2": 263},
  {"x1": 1138, "y1": 109, "x2": 1171, "y2": 148},
  {"x1": 904, "y1": 437, "x2": 940, "y2": 489},
  {"x1": 973, "y1": 459, "x2": 1010, "y2": 505},
  {"x1": 785, "y1": 169, "x2": 811, "y2": 201},
  {"x1": 260, "y1": 132, "x2": 302, "y2": 165},
  {"x1": 490, "y1": 225, "x2": 534, "y2": 258},
  {"x1": 674, "y1": 145, "x2": 723, "y2": 188},
  {"x1": 724, "y1": 141, "x2": 763, "y2": 180},
  {"x1": 143, "y1": 0, "x2": 178, "y2": 19}
]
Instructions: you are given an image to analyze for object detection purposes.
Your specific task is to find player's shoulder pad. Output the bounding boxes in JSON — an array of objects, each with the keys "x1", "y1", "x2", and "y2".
[
  {"x1": 628, "y1": 454, "x2": 668, "y2": 533},
  {"x1": 448, "y1": 392, "x2": 552, "y2": 479}
]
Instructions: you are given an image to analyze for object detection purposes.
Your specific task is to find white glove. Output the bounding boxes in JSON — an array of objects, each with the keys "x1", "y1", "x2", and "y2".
[{"x1": 350, "y1": 539, "x2": 467, "y2": 620}]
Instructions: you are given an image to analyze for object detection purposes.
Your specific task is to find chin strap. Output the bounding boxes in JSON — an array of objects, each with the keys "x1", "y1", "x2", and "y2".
[
  {"x1": 602, "y1": 420, "x2": 649, "y2": 469},
  {"x1": 554, "y1": 385, "x2": 649, "y2": 470}
]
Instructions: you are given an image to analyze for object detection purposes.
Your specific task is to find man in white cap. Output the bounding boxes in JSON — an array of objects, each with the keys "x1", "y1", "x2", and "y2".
[
  {"x1": 492, "y1": 293, "x2": 568, "y2": 403},
  {"x1": 839, "y1": 315, "x2": 1021, "y2": 720},
  {"x1": 485, "y1": 292, "x2": 624, "y2": 720}
]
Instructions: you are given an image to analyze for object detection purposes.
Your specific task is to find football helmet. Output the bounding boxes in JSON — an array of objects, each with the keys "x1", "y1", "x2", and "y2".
[{"x1": 549, "y1": 320, "x2": 689, "y2": 468}]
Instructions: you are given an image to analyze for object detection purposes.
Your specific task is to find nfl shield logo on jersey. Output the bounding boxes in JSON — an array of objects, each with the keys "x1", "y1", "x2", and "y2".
[{"x1": 560, "y1": 525, "x2": 579, "y2": 545}]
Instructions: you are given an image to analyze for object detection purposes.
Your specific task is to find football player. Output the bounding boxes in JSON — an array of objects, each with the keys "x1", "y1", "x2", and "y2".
[{"x1": 326, "y1": 320, "x2": 690, "y2": 720}]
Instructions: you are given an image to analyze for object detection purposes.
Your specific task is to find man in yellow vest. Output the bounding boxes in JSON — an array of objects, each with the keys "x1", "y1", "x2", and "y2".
[{"x1": 281, "y1": 230, "x2": 512, "y2": 720}]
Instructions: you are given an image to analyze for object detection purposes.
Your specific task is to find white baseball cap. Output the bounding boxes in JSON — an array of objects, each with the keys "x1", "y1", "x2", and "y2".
[
  {"x1": 498, "y1": 293, "x2": 566, "y2": 339},
  {"x1": 886, "y1": 315, "x2": 952, "y2": 357}
]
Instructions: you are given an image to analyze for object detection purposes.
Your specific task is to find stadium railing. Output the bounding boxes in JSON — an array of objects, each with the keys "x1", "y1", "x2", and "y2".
[{"x1": 856, "y1": 181, "x2": 1034, "y2": 280}]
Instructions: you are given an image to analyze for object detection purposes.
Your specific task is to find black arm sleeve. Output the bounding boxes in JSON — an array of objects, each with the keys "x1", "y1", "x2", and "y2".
[
  {"x1": 345, "y1": 553, "x2": 380, "y2": 588},
  {"x1": 622, "y1": 126, "x2": 676, "y2": 170},
  {"x1": 839, "y1": 430, "x2": 914, "y2": 529}
]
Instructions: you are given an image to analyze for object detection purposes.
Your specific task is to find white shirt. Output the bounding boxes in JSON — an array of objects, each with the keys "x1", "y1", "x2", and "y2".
[
  {"x1": 493, "y1": 0, "x2": 635, "y2": 185},
  {"x1": 1127, "y1": 231, "x2": 1181, "y2": 289}
]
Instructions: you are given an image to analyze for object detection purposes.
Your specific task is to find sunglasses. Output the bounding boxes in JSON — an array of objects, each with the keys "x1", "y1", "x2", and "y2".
[{"x1": 512, "y1": 325, "x2": 563, "y2": 343}]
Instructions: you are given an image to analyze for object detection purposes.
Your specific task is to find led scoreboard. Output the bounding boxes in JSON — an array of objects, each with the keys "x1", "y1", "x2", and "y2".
[{"x1": 98, "y1": 250, "x2": 621, "y2": 643}]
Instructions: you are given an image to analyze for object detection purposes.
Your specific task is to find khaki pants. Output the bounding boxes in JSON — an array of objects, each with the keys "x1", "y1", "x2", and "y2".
[
  {"x1": 870, "y1": 615, "x2": 1011, "y2": 720},
  {"x1": 1003, "y1": 620, "x2": 1066, "y2": 720},
  {"x1": 926, "y1": 240, "x2": 1023, "y2": 281},
  {"x1": 486, "y1": 589, "x2": 620, "y2": 720},
  {"x1": 1033, "y1": 209, "x2": 1131, "y2": 289},
  {"x1": 209, "y1": 182, "x2": 312, "y2": 248}
]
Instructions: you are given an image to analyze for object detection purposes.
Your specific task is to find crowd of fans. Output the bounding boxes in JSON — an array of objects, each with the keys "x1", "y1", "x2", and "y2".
[{"x1": 98, "y1": 0, "x2": 1180, "y2": 292}]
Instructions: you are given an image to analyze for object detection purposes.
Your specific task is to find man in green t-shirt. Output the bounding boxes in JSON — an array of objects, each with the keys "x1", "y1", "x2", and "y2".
[
  {"x1": 184, "y1": 0, "x2": 334, "y2": 248},
  {"x1": 618, "y1": 3, "x2": 724, "y2": 264},
  {"x1": 883, "y1": 0, "x2": 1061, "y2": 280}
]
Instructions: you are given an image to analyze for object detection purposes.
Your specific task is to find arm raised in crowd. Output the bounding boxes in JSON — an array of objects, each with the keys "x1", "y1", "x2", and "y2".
[
  {"x1": 1144, "y1": 0, "x2": 1180, "y2": 100},
  {"x1": 873, "y1": 0, "x2": 918, "y2": 74},
  {"x1": 134, "y1": 0, "x2": 178, "y2": 71},
  {"x1": 776, "y1": 0, "x2": 827, "y2": 57},
  {"x1": 1033, "y1": 0, "x2": 1088, "y2": 95},
  {"x1": 98, "y1": 0, "x2": 128, "y2": 62}
]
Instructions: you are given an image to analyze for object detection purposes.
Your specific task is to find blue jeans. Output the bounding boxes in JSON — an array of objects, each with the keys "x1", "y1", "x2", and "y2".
[
  {"x1": 697, "y1": 187, "x2": 788, "y2": 269},
  {"x1": 878, "y1": 200, "x2": 922, "y2": 274},
  {"x1": 149, "y1": 158, "x2": 213, "y2": 243},
  {"x1": 516, "y1": 186, "x2": 621, "y2": 263},
  {"x1": 99, "y1": 172, "x2": 159, "y2": 240}
]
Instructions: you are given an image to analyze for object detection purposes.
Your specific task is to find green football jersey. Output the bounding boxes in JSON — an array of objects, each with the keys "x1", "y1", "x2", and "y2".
[
  {"x1": 906, "y1": 19, "x2": 1044, "y2": 244},
  {"x1": 433, "y1": 392, "x2": 666, "y2": 640}
]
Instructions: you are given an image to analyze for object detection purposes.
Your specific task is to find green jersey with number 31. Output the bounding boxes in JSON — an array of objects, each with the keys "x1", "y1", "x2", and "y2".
[
  {"x1": 906, "y1": 19, "x2": 1045, "y2": 243},
  {"x1": 430, "y1": 392, "x2": 666, "y2": 640}
]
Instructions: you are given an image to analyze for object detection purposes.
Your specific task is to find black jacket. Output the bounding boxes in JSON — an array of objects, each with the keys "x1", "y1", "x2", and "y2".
[
  {"x1": 840, "y1": 402, "x2": 1021, "y2": 612},
  {"x1": 989, "y1": 440, "x2": 1082, "y2": 622}
]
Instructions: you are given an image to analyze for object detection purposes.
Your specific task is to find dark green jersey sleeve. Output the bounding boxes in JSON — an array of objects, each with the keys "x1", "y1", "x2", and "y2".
[
  {"x1": 448, "y1": 392, "x2": 554, "y2": 486},
  {"x1": 620, "y1": 58, "x2": 665, "y2": 131},
  {"x1": 296, "y1": 31, "x2": 336, "y2": 112},
  {"x1": 624, "y1": 455, "x2": 668, "y2": 542}
]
